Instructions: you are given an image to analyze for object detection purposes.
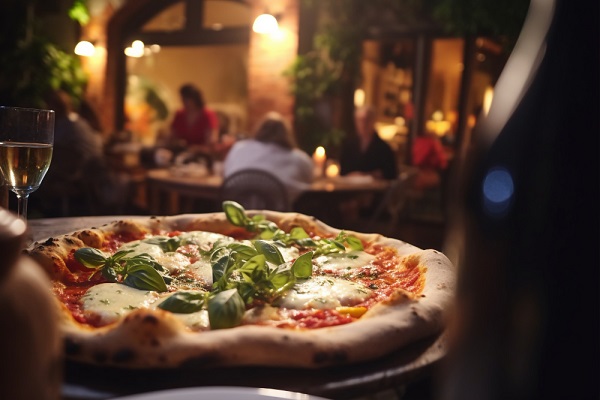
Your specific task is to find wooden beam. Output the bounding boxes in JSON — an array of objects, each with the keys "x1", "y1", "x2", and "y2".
[{"x1": 126, "y1": 27, "x2": 250, "y2": 47}]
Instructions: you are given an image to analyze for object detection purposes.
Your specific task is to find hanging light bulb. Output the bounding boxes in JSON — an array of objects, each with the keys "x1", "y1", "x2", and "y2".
[
  {"x1": 252, "y1": 13, "x2": 279, "y2": 35},
  {"x1": 124, "y1": 40, "x2": 145, "y2": 58},
  {"x1": 74, "y1": 40, "x2": 96, "y2": 57}
]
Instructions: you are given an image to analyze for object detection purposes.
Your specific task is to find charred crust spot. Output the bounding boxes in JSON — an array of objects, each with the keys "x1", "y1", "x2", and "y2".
[
  {"x1": 150, "y1": 338, "x2": 160, "y2": 347},
  {"x1": 142, "y1": 315, "x2": 159, "y2": 325},
  {"x1": 112, "y1": 348, "x2": 136, "y2": 363},
  {"x1": 411, "y1": 309, "x2": 424, "y2": 321},
  {"x1": 64, "y1": 337, "x2": 82, "y2": 356},
  {"x1": 158, "y1": 354, "x2": 167, "y2": 363},
  {"x1": 421, "y1": 294, "x2": 426, "y2": 297},
  {"x1": 44, "y1": 238, "x2": 55, "y2": 245},
  {"x1": 282, "y1": 335, "x2": 290, "y2": 341},
  {"x1": 93, "y1": 351, "x2": 108, "y2": 364},
  {"x1": 65, "y1": 237, "x2": 77, "y2": 245}
]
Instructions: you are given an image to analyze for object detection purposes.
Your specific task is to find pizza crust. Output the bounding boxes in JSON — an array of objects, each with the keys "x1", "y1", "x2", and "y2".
[{"x1": 28, "y1": 211, "x2": 455, "y2": 369}]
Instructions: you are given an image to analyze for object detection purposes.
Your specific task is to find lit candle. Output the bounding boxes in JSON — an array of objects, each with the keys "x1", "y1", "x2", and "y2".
[
  {"x1": 312, "y1": 146, "x2": 326, "y2": 177},
  {"x1": 325, "y1": 162, "x2": 340, "y2": 178}
]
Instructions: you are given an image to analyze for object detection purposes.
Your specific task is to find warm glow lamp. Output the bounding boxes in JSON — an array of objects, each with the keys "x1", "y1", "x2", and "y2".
[
  {"x1": 74, "y1": 40, "x2": 96, "y2": 57},
  {"x1": 252, "y1": 13, "x2": 279, "y2": 35},
  {"x1": 124, "y1": 40, "x2": 145, "y2": 58}
]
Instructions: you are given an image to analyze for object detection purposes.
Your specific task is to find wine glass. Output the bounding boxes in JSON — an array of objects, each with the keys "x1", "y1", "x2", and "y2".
[{"x1": 0, "y1": 107, "x2": 54, "y2": 220}]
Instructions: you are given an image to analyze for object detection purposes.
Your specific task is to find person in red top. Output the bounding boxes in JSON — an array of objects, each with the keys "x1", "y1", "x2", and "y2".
[
  {"x1": 170, "y1": 84, "x2": 218, "y2": 151},
  {"x1": 411, "y1": 130, "x2": 449, "y2": 191}
]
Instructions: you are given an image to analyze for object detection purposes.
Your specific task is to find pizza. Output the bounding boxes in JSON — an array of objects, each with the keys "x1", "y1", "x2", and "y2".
[{"x1": 27, "y1": 201, "x2": 455, "y2": 369}]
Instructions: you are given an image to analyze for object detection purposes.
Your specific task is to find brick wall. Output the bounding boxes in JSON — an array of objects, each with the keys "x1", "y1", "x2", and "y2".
[
  {"x1": 247, "y1": 0, "x2": 299, "y2": 132},
  {"x1": 85, "y1": 0, "x2": 300, "y2": 135}
]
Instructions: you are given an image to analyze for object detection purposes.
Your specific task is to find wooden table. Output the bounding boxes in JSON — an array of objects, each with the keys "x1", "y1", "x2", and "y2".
[
  {"x1": 145, "y1": 168, "x2": 392, "y2": 217},
  {"x1": 26, "y1": 215, "x2": 447, "y2": 400}
]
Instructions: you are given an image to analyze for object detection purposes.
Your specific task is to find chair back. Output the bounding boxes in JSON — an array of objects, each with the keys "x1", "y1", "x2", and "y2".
[{"x1": 220, "y1": 169, "x2": 290, "y2": 211}]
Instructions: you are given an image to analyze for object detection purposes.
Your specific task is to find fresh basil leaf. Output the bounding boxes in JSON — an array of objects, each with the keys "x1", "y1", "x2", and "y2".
[
  {"x1": 144, "y1": 236, "x2": 182, "y2": 252},
  {"x1": 127, "y1": 253, "x2": 165, "y2": 271},
  {"x1": 259, "y1": 221, "x2": 279, "y2": 233},
  {"x1": 101, "y1": 266, "x2": 118, "y2": 282},
  {"x1": 269, "y1": 265, "x2": 294, "y2": 290},
  {"x1": 212, "y1": 253, "x2": 231, "y2": 285},
  {"x1": 238, "y1": 254, "x2": 267, "y2": 282},
  {"x1": 295, "y1": 238, "x2": 318, "y2": 248},
  {"x1": 158, "y1": 291, "x2": 206, "y2": 314},
  {"x1": 290, "y1": 227, "x2": 310, "y2": 239},
  {"x1": 330, "y1": 239, "x2": 346, "y2": 251},
  {"x1": 253, "y1": 240, "x2": 285, "y2": 266},
  {"x1": 291, "y1": 251, "x2": 314, "y2": 278},
  {"x1": 227, "y1": 243, "x2": 257, "y2": 263},
  {"x1": 251, "y1": 214, "x2": 265, "y2": 223},
  {"x1": 111, "y1": 250, "x2": 134, "y2": 261},
  {"x1": 258, "y1": 229, "x2": 276, "y2": 240},
  {"x1": 124, "y1": 264, "x2": 168, "y2": 292},
  {"x1": 74, "y1": 248, "x2": 107, "y2": 269},
  {"x1": 223, "y1": 201, "x2": 248, "y2": 227},
  {"x1": 208, "y1": 289, "x2": 245, "y2": 329},
  {"x1": 236, "y1": 282, "x2": 256, "y2": 303},
  {"x1": 345, "y1": 235, "x2": 364, "y2": 251}
]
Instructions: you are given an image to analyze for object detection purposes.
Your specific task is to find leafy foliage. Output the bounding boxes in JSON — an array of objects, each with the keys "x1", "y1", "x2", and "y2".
[
  {"x1": 68, "y1": 0, "x2": 91, "y2": 26},
  {"x1": 285, "y1": 0, "x2": 529, "y2": 151},
  {"x1": 0, "y1": 1, "x2": 88, "y2": 108}
]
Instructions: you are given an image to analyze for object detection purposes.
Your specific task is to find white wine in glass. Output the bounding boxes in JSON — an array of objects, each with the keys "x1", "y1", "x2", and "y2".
[{"x1": 0, "y1": 107, "x2": 54, "y2": 220}]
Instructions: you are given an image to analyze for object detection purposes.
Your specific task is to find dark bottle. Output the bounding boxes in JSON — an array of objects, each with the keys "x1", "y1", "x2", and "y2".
[{"x1": 441, "y1": 0, "x2": 599, "y2": 399}]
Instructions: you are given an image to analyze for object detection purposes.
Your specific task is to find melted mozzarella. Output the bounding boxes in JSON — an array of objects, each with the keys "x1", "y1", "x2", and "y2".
[
  {"x1": 82, "y1": 283, "x2": 211, "y2": 330},
  {"x1": 118, "y1": 241, "x2": 163, "y2": 259},
  {"x1": 314, "y1": 251, "x2": 376, "y2": 271},
  {"x1": 81, "y1": 283, "x2": 160, "y2": 325},
  {"x1": 168, "y1": 310, "x2": 210, "y2": 331},
  {"x1": 117, "y1": 231, "x2": 232, "y2": 273},
  {"x1": 186, "y1": 258, "x2": 213, "y2": 285},
  {"x1": 273, "y1": 242, "x2": 300, "y2": 263},
  {"x1": 178, "y1": 231, "x2": 233, "y2": 251},
  {"x1": 277, "y1": 276, "x2": 373, "y2": 310},
  {"x1": 153, "y1": 252, "x2": 190, "y2": 273}
]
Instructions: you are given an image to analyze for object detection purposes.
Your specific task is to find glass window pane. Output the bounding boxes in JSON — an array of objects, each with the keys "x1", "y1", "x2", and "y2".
[{"x1": 424, "y1": 38, "x2": 464, "y2": 141}]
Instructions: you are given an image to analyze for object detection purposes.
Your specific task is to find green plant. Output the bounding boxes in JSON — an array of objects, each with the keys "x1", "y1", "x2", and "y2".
[
  {"x1": 0, "y1": 1, "x2": 88, "y2": 108},
  {"x1": 285, "y1": 0, "x2": 529, "y2": 153}
]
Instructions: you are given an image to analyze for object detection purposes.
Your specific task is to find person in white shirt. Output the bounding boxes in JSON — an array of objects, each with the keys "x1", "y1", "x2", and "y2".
[{"x1": 223, "y1": 112, "x2": 314, "y2": 204}]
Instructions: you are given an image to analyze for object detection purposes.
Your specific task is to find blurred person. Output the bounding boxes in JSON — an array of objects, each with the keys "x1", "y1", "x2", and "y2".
[
  {"x1": 339, "y1": 105, "x2": 398, "y2": 180},
  {"x1": 223, "y1": 111, "x2": 313, "y2": 203},
  {"x1": 34, "y1": 90, "x2": 121, "y2": 216},
  {"x1": 339, "y1": 105, "x2": 398, "y2": 220},
  {"x1": 411, "y1": 129, "x2": 449, "y2": 192},
  {"x1": 169, "y1": 84, "x2": 219, "y2": 151}
]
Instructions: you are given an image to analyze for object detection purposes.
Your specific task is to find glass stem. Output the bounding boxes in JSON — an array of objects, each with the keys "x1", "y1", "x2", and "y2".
[{"x1": 16, "y1": 193, "x2": 29, "y2": 220}]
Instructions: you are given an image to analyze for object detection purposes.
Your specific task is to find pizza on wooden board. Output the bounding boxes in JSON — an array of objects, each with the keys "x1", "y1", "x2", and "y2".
[{"x1": 27, "y1": 201, "x2": 455, "y2": 369}]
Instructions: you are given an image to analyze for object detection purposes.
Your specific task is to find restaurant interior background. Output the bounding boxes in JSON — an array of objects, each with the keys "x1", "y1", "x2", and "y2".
[
  {"x1": 0, "y1": 1, "x2": 598, "y2": 399},
  {"x1": 0, "y1": 0, "x2": 525, "y2": 249}
]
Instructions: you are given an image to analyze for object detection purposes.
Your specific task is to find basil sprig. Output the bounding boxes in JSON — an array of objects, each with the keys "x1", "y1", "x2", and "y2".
[
  {"x1": 158, "y1": 291, "x2": 207, "y2": 314},
  {"x1": 222, "y1": 201, "x2": 364, "y2": 255},
  {"x1": 210, "y1": 238, "x2": 312, "y2": 303},
  {"x1": 74, "y1": 248, "x2": 168, "y2": 292}
]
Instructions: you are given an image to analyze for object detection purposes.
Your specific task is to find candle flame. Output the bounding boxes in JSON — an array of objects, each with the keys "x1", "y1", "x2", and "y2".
[{"x1": 315, "y1": 146, "x2": 325, "y2": 158}]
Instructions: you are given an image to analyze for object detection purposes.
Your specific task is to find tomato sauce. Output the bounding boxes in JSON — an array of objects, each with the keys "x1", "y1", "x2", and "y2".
[
  {"x1": 51, "y1": 228, "x2": 425, "y2": 331},
  {"x1": 280, "y1": 309, "x2": 354, "y2": 329}
]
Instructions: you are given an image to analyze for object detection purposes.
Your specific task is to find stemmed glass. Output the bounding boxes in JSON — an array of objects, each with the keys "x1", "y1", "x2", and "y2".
[{"x1": 0, "y1": 107, "x2": 54, "y2": 220}]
